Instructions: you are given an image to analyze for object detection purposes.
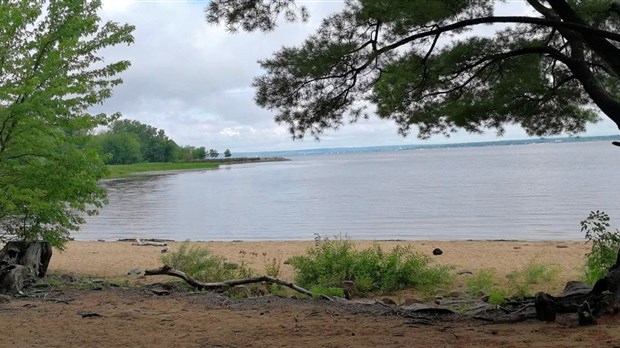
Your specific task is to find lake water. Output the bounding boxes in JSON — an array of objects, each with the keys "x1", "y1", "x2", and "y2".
[{"x1": 80, "y1": 141, "x2": 620, "y2": 241}]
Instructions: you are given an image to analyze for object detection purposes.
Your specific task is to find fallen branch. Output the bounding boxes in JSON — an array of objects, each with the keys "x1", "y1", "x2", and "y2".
[
  {"x1": 144, "y1": 266, "x2": 327, "y2": 300},
  {"x1": 132, "y1": 239, "x2": 167, "y2": 247}
]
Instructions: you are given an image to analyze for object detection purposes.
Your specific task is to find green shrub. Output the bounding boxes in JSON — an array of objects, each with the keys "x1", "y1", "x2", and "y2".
[
  {"x1": 161, "y1": 242, "x2": 253, "y2": 282},
  {"x1": 466, "y1": 263, "x2": 560, "y2": 305},
  {"x1": 465, "y1": 269, "x2": 511, "y2": 305},
  {"x1": 310, "y1": 286, "x2": 346, "y2": 298},
  {"x1": 581, "y1": 211, "x2": 620, "y2": 284},
  {"x1": 522, "y1": 262, "x2": 560, "y2": 285},
  {"x1": 263, "y1": 254, "x2": 282, "y2": 278},
  {"x1": 466, "y1": 268, "x2": 496, "y2": 297},
  {"x1": 488, "y1": 288, "x2": 509, "y2": 305},
  {"x1": 287, "y1": 236, "x2": 453, "y2": 296}
]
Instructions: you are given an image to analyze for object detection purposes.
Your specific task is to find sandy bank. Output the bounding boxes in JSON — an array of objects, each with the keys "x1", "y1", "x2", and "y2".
[{"x1": 49, "y1": 240, "x2": 590, "y2": 293}]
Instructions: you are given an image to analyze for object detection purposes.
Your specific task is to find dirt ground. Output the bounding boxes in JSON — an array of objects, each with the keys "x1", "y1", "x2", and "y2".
[
  {"x1": 1, "y1": 287, "x2": 620, "y2": 348},
  {"x1": 2, "y1": 240, "x2": 618, "y2": 347}
]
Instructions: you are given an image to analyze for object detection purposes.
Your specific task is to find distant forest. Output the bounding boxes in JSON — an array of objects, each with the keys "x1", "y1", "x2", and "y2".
[{"x1": 89, "y1": 119, "x2": 230, "y2": 164}]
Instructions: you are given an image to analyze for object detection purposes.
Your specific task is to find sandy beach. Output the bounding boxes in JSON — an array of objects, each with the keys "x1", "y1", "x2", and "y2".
[
  {"x1": 2, "y1": 239, "x2": 617, "y2": 347},
  {"x1": 49, "y1": 240, "x2": 590, "y2": 293}
]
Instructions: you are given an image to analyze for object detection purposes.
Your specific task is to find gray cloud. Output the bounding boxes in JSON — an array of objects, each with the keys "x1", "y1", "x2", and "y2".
[{"x1": 92, "y1": 0, "x2": 618, "y2": 152}]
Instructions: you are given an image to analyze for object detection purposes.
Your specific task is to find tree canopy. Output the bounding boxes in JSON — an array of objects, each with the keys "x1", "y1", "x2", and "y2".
[
  {"x1": 106, "y1": 119, "x2": 179, "y2": 163},
  {"x1": 206, "y1": 0, "x2": 620, "y2": 140},
  {"x1": 0, "y1": 0, "x2": 134, "y2": 247}
]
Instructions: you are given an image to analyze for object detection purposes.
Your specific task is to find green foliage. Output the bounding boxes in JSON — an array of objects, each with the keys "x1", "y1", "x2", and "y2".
[
  {"x1": 0, "y1": 0, "x2": 134, "y2": 248},
  {"x1": 99, "y1": 133, "x2": 142, "y2": 164},
  {"x1": 161, "y1": 243, "x2": 253, "y2": 282},
  {"x1": 208, "y1": 149, "x2": 219, "y2": 158},
  {"x1": 263, "y1": 254, "x2": 282, "y2": 278},
  {"x1": 105, "y1": 119, "x2": 179, "y2": 163},
  {"x1": 581, "y1": 211, "x2": 620, "y2": 284},
  {"x1": 487, "y1": 288, "x2": 509, "y2": 306},
  {"x1": 309, "y1": 286, "x2": 345, "y2": 298},
  {"x1": 178, "y1": 146, "x2": 207, "y2": 162},
  {"x1": 466, "y1": 262, "x2": 560, "y2": 305},
  {"x1": 521, "y1": 262, "x2": 561, "y2": 285},
  {"x1": 208, "y1": 0, "x2": 619, "y2": 140},
  {"x1": 465, "y1": 268, "x2": 496, "y2": 297},
  {"x1": 224, "y1": 149, "x2": 232, "y2": 158},
  {"x1": 287, "y1": 236, "x2": 453, "y2": 296},
  {"x1": 193, "y1": 147, "x2": 207, "y2": 160}
]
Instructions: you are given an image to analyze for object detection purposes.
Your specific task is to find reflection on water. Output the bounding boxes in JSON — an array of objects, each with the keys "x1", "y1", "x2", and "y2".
[{"x1": 81, "y1": 141, "x2": 620, "y2": 241}]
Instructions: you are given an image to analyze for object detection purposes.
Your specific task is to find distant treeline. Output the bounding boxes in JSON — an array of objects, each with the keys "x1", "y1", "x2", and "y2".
[{"x1": 89, "y1": 119, "x2": 231, "y2": 165}]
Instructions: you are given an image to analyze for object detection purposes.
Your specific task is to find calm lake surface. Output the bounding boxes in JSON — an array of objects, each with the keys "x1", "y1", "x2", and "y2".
[{"x1": 81, "y1": 141, "x2": 620, "y2": 241}]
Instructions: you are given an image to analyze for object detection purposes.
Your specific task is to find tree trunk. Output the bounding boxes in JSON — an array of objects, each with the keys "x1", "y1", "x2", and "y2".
[
  {"x1": 0, "y1": 241, "x2": 52, "y2": 294},
  {"x1": 535, "y1": 249, "x2": 620, "y2": 324}
]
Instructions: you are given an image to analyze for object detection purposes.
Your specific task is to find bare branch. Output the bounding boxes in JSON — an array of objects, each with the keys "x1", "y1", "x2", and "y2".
[{"x1": 144, "y1": 265, "x2": 332, "y2": 300}]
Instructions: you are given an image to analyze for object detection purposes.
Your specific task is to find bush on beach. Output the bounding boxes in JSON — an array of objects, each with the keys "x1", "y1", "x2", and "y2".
[
  {"x1": 287, "y1": 236, "x2": 454, "y2": 297},
  {"x1": 161, "y1": 242, "x2": 252, "y2": 282},
  {"x1": 581, "y1": 211, "x2": 620, "y2": 284}
]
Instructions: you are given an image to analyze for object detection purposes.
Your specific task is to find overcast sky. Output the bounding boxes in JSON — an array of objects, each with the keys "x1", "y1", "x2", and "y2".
[{"x1": 93, "y1": 0, "x2": 619, "y2": 153}]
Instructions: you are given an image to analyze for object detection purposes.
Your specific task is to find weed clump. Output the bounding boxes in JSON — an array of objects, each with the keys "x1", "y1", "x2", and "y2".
[
  {"x1": 287, "y1": 236, "x2": 453, "y2": 297},
  {"x1": 466, "y1": 262, "x2": 560, "y2": 305},
  {"x1": 161, "y1": 242, "x2": 252, "y2": 282}
]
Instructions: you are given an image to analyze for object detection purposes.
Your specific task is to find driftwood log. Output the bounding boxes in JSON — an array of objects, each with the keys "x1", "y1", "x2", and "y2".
[
  {"x1": 144, "y1": 265, "x2": 326, "y2": 299},
  {"x1": 535, "y1": 249, "x2": 620, "y2": 324},
  {"x1": 0, "y1": 241, "x2": 52, "y2": 294}
]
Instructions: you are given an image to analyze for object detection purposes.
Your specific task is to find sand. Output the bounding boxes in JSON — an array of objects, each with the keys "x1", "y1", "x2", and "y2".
[{"x1": 49, "y1": 240, "x2": 590, "y2": 293}]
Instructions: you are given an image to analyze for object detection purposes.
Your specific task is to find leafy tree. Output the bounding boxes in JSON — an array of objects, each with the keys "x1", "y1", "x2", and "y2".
[
  {"x1": 177, "y1": 145, "x2": 206, "y2": 161},
  {"x1": 0, "y1": 1, "x2": 134, "y2": 247},
  {"x1": 194, "y1": 146, "x2": 207, "y2": 160},
  {"x1": 99, "y1": 133, "x2": 142, "y2": 165},
  {"x1": 179, "y1": 145, "x2": 196, "y2": 162},
  {"x1": 209, "y1": 149, "x2": 219, "y2": 158},
  {"x1": 109, "y1": 119, "x2": 179, "y2": 162},
  {"x1": 207, "y1": 0, "x2": 620, "y2": 139},
  {"x1": 224, "y1": 149, "x2": 232, "y2": 158}
]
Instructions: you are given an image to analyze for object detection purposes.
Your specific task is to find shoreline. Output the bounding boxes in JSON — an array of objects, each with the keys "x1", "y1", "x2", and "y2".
[
  {"x1": 104, "y1": 156, "x2": 290, "y2": 179},
  {"x1": 49, "y1": 240, "x2": 590, "y2": 294}
]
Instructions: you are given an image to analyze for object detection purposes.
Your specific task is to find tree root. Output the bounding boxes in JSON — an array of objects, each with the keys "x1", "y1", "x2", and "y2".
[{"x1": 144, "y1": 265, "x2": 330, "y2": 300}]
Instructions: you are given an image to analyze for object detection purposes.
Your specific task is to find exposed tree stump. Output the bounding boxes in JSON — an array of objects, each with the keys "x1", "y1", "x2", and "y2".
[
  {"x1": 0, "y1": 241, "x2": 52, "y2": 294},
  {"x1": 535, "y1": 248, "x2": 620, "y2": 324}
]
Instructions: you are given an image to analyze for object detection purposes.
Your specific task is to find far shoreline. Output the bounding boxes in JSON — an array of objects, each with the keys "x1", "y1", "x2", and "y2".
[{"x1": 104, "y1": 156, "x2": 290, "y2": 179}]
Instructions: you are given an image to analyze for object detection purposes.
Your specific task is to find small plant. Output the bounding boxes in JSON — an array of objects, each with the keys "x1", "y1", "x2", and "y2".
[
  {"x1": 506, "y1": 271, "x2": 531, "y2": 300},
  {"x1": 466, "y1": 262, "x2": 560, "y2": 305},
  {"x1": 466, "y1": 268, "x2": 496, "y2": 297},
  {"x1": 161, "y1": 242, "x2": 253, "y2": 282},
  {"x1": 465, "y1": 269, "x2": 510, "y2": 305},
  {"x1": 287, "y1": 236, "x2": 453, "y2": 296},
  {"x1": 488, "y1": 289, "x2": 509, "y2": 305},
  {"x1": 310, "y1": 286, "x2": 346, "y2": 298},
  {"x1": 522, "y1": 262, "x2": 560, "y2": 285},
  {"x1": 263, "y1": 253, "x2": 282, "y2": 278},
  {"x1": 582, "y1": 211, "x2": 620, "y2": 284}
]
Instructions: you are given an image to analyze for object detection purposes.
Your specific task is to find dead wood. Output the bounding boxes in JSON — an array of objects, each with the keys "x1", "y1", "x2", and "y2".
[
  {"x1": 534, "y1": 248, "x2": 620, "y2": 324},
  {"x1": 0, "y1": 241, "x2": 52, "y2": 294},
  {"x1": 144, "y1": 265, "x2": 328, "y2": 300},
  {"x1": 132, "y1": 239, "x2": 167, "y2": 247}
]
